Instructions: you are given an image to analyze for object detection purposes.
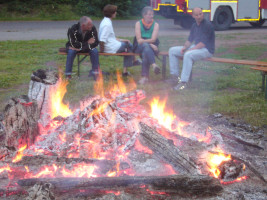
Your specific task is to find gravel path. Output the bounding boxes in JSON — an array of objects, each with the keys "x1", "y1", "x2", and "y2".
[{"x1": 0, "y1": 19, "x2": 266, "y2": 41}]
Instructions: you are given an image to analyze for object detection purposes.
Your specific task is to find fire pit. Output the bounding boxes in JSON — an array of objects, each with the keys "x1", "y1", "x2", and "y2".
[{"x1": 0, "y1": 69, "x2": 266, "y2": 199}]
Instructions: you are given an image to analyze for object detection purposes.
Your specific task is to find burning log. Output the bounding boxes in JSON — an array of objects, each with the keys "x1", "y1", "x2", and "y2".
[
  {"x1": 139, "y1": 122, "x2": 198, "y2": 174},
  {"x1": 209, "y1": 151, "x2": 267, "y2": 184},
  {"x1": 3, "y1": 95, "x2": 39, "y2": 150},
  {"x1": 18, "y1": 175, "x2": 223, "y2": 197}
]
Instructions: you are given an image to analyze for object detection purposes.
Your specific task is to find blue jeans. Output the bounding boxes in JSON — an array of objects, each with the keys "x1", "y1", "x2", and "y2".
[
  {"x1": 65, "y1": 48, "x2": 100, "y2": 75},
  {"x1": 116, "y1": 42, "x2": 134, "y2": 68},
  {"x1": 134, "y1": 42, "x2": 155, "y2": 77},
  {"x1": 169, "y1": 45, "x2": 213, "y2": 82}
]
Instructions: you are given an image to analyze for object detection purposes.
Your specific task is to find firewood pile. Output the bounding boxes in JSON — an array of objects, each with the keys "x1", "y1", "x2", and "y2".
[{"x1": 0, "y1": 69, "x2": 266, "y2": 200}]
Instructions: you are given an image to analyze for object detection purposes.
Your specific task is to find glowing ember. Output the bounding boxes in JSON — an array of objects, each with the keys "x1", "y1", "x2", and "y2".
[
  {"x1": 207, "y1": 151, "x2": 231, "y2": 178},
  {"x1": 12, "y1": 145, "x2": 27, "y2": 163},
  {"x1": 221, "y1": 176, "x2": 248, "y2": 185},
  {"x1": 50, "y1": 76, "x2": 73, "y2": 118}
]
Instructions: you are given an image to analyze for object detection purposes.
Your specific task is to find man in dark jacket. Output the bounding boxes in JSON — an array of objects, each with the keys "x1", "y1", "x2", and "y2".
[{"x1": 65, "y1": 16, "x2": 100, "y2": 79}]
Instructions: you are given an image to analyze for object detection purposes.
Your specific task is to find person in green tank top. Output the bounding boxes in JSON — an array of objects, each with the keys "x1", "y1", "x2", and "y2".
[{"x1": 134, "y1": 6, "x2": 160, "y2": 85}]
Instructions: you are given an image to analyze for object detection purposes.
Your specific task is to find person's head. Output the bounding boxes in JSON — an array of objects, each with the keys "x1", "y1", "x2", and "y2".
[
  {"x1": 192, "y1": 7, "x2": 204, "y2": 25},
  {"x1": 103, "y1": 4, "x2": 117, "y2": 18},
  {"x1": 142, "y1": 6, "x2": 154, "y2": 23},
  {"x1": 79, "y1": 16, "x2": 93, "y2": 32}
]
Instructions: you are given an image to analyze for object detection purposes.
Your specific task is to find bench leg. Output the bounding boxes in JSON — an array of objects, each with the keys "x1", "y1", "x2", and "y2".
[
  {"x1": 162, "y1": 55, "x2": 166, "y2": 79},
  {"x1": 77, "y1": 55, "x2": 80, "y2": 77},
  {"x1": 262, "y1": 72, "x2": 265, "y2": 92},
  {"x1": 265, "y1": 73, "x2": 267, "y2": 100}
]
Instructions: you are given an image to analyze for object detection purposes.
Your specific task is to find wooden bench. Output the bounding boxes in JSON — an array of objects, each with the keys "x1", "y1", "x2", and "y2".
[
  {"x1": 59, "y1": 48, "x2": 267, "y2": 99},
  {"x1": 58, "y1": 48, "x2": 168, "y2": 79}
]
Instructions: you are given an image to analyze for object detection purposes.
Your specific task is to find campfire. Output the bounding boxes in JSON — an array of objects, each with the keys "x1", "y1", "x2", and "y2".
[{"x1": 0, "y1": 69, "x2": 266, "y2": 199}]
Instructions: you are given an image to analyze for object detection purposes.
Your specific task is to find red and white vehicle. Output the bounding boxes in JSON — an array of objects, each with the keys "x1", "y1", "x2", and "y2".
[{"x1": 150, "y1": 0, "x2": 267, "y2": 30}]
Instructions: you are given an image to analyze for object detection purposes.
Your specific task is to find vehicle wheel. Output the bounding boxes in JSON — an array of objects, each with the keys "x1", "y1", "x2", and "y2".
[
  {"x1": 249, "y1": 19, "x2": 265, "y2": 28},
  {"x1": 213, "y1": 6, "x2": 233, "y2": 31},
  {"x1": 180, "y1": 16, "x2": 194, "y2": 29}
]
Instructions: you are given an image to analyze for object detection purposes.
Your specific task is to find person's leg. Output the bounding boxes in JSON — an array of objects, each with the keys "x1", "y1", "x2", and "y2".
[
  {"x1": 88, "y1": 48, "x2": 100, "y2": 72},
  {"x1": 139, "y1": 43, "x2": 156, "y2": 77},
  {"x1": 116, "y1": 42, "x2": 134, "y2": 74},
  {"x1": 181, "y1": 48, "x2": 212, "y2": 82},
  {"x1": 168, "y1": 46, "x2": 183, "y2": 77},
  {"x1": 65, "y1": 48, "x2": 77, "y2": 76}
]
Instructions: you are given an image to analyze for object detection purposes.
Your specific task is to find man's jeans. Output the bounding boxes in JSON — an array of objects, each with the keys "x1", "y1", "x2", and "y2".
[
  {"x1": 169, "y1": 45, "x2": 212, "y2": 82},
  {"x1": 116, "y1": 42, "x2": 134, "y2": 68},
  {"x1": 134, "y1": 43, "x2": 155, "y2": 77},
  {"x1": 65, "y1": 48, "x2": 99, "y2": 75}
]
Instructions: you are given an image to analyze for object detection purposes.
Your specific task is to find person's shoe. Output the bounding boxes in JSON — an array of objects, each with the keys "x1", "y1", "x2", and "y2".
[
  {"x1": 122, "y1": 71, "x2": 131, "y2": 77},
  {"x1": 138, "y1": 77, "x2": 149, "y2": 85},
  {"x1": 133, "y1": 59, "x2": 142, "y2": 66},
  {"x1": 165, "y1": 75, "x2": 180, "y2": 86},
  {"x1": 152, "y1": 64, "x2": 161, "y2": 75},
  {"x1": 173, "y1": 82, "x2": 188, "y2": 91}
]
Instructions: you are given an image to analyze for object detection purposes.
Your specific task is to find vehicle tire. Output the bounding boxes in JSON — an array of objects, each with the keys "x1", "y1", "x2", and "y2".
[
  {"x1": 180, "y1": 16, "x2": 194, "y2": 29},
  {"x1": 249, "y1": 19, "x2": 265, "y2": 28},
  {"x1": 213, "y1": 6, "x2": 233, "y2": 31}
]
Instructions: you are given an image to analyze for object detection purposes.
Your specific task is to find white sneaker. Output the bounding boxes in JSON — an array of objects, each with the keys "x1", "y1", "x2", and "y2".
[{"x1": 138, "y1": 77, "x2": 149, "y2": 85}]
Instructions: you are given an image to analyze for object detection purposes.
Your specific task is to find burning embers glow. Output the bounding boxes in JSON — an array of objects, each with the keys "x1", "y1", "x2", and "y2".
[
  {"x1": 0, "y1": 70, "x2": 248, "y2": 187},
  {"x1": 207, "y1": 151, "x2": 231, "y2": 178}
]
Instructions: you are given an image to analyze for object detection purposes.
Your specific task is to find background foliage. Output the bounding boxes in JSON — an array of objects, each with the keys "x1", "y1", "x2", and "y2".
[{"x1": 0, "y1": 0, "x2": 149, "y2": 19}]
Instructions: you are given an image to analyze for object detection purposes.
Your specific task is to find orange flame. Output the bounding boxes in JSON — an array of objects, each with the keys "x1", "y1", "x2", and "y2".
[
  {"x1": 12, "y1": 144, "x2": 27, "y2": 163},
  {"x1": 149, "y1": 97, "x2": 176, "y2": 131},
  {"x1": 207, "y1": 151, "x2": 231, "y2": 178},
  {"x1": 50, "y1": 76, "x2": 73, "y2": 119},
  {"x1": 0, "y1": 165, "x2": 11, "y2": 173},
  {"x1": 94, "y1": 71, "x2": 104, "y2": 97}
]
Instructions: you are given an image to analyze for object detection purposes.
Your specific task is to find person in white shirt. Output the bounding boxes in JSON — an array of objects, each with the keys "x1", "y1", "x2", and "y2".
[{"x1": 99, "y1": 4, "x2": 141, "y2": 77}]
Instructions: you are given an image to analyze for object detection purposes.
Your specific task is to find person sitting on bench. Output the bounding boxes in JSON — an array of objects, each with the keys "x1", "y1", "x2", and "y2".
[
  {"x1": 99, "y1": 4, "x2": 141, "y2": 77},
  {"x1": 65, "y1": 16, "x2": 100, "y2": 79},
  {"x1": 168, "y1": 7, "x2": 215, "y2": 90},
  {"x1": 134, "y1": 6, "x2": 161, "y2": 85}
]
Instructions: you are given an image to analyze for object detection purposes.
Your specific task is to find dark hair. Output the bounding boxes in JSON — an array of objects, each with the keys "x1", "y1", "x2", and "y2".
[{"x1": 103, "y1": 4, "x2": 117, "y2": 18}]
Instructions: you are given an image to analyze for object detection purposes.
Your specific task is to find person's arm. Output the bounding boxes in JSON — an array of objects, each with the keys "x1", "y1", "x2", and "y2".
[
  {"x1": 135, "y1": 21, "x2": 144, "y2": 44},
  {"x1": 67, "y1": 27, "x2": 82, "y2": 50},
  {"x1": 99, "y1": 24, "x2": 109, "y2": 52},
  {"x1": 87, "y1": 26, "x2": 99, "y2": 50},
  {"x1": 181, "y1": 40, "x2": 192, "y2": 54},
  {"x1": 135, "y1": 21, "x2": 159, "y2": 44},
  {"x1": 188, "y1": 42, "x2": 205, "y2": 51}
]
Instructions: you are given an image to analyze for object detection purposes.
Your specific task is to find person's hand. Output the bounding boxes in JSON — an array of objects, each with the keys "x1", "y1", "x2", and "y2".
[
  {"x1": 88, "y1": 38, "x2": 95, "y2": 44},
  {"x1": 69, "y1": 47, "x2": 80, "y2": 51},
  {"x1": 150, "y1": 44, "x2": 158, "y2": 53},
  {"x1": 181, "y1": 46, "x2": 187, "y2": 54}
]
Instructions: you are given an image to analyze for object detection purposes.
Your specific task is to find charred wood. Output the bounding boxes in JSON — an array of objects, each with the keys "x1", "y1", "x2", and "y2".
[
  {"x1": 18, "y1": 175, "x2": 223, "y2": 197},
  {"x1": 220, "y1": 132, "x2": 264, "y2": 150},
  {"x1": 139, "y1": 122, "x2": 197, "y2": 174},
  {"x1": 3, "y1": 96, "x2": 39, "y2": 150}
]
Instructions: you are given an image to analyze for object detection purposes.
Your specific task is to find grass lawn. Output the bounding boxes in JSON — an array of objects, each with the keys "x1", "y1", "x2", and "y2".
[{"x1": 0, "y1": 35, "x2": 267, "y2": 128}]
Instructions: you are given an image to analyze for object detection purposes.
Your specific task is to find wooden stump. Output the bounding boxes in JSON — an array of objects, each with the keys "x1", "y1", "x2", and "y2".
[
  {"x1": 3, "y1": 95, "x2": 39, "y2": 150},
  {"x1": 28, "y1": 69, "x2": 58, "y2": 126}
]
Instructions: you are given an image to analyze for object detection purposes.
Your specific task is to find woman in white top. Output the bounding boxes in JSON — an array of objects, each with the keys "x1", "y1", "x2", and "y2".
[{"x1": 99, "y1": 4, "x2": 140, "y2": 77}]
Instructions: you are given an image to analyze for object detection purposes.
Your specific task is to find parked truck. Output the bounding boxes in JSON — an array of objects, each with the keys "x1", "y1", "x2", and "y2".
[{"x1": 150, "y1": 0, "x2": 267, "y2": 30}]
